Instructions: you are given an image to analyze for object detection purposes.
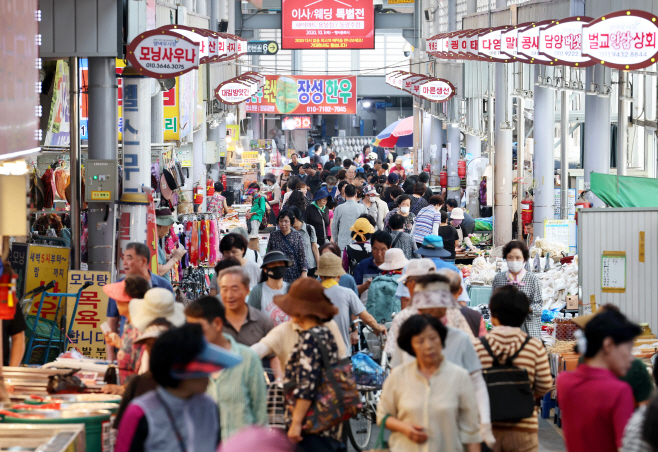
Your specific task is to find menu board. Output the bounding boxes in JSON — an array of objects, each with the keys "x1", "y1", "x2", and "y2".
[{"x1": 601, "y1": 251, "x2": 626, "y2": 293}]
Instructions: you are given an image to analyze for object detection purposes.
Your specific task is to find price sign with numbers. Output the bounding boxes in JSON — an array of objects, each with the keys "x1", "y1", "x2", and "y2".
[{"x1": 601, "y1": 251, "x2": 626, "y2": 293}]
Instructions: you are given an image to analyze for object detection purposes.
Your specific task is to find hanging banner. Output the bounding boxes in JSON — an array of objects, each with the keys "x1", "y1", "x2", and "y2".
[
  {"x1": 582, "y1": 10, "x2": 658, "y2": 70},
  {"x1": 516, "y1": 20, "x2": 554, "y2": 63},
  {"x1": 163, "y1": 77, "x2": 180, "y2": 140},
  {"x1": 66, "y1": 270, "x2": 109, "y2": 359},
  {"x1": 25, "y1": 245, "x2": 70, "y2": 321},
  {"x1": 539, "y1": 16, "x2": 596, "y2": 67},
  {"x1": 43, "y1": 60, "x2": 71, "y2": 147},
  {"x1": 245, "y1": 75, "x2": 357, "y2": 114},
  {"x1": 414, "y1": 79, "x2": 456, "y2": 103},
  {"x1": 281, "y1": 0, "x2": 375, "y2": 49},
  {"x1": 146, "y1": 191, "x2": 159, "y2": 274},
  {"x1": 126, "y1": 29, "x2": 200, "y2": 79}
]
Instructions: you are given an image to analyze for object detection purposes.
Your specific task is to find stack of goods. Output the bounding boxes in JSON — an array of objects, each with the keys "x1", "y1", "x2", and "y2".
[
  {"x1": 530, "y1": 238, "x2": 568, "y2": 260},
  {"x1": 536, "y1": 259, "x2": 579, "y2": 312},
  {"x1": 462, "y1": 256, "x2": 497, "y2": 286}
]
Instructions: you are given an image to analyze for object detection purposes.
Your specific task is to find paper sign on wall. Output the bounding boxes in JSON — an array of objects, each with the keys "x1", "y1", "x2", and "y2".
[{"x1": 601, "y1": 251, "x2": 626, "y2": 293}]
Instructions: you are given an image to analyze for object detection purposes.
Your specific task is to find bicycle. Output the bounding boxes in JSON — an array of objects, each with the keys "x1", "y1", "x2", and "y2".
[{"x1": 345, "y1": 320, "x2": 390, "y2": 451}]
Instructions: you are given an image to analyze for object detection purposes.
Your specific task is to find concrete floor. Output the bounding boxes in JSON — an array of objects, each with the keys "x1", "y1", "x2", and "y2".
[{"x1": 349, "y1": 416, "x2": 566, "y2": 452}]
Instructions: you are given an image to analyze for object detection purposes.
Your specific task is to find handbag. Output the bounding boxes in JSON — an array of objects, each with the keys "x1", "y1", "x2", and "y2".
[
  {"x1": 367, "y1": 414, "x2": 390, "y2": 452},
  {"x1": 285, "y1": 329, "x2": 361, "y2": 435}
]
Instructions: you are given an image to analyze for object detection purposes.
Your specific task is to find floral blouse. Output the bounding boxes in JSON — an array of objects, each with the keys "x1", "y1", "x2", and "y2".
[
  {"x1": 410, "y1": 195, "x2": 429, "y2": 216},
  {"x1": 383, "y1": 208, "x2": 416, "y2": 234},
  {"x1": 284, "y1": 326, "x2": 341, "y2": 441},
  {"x1": 266, "y1": 229, "x2": 308, "y2": 282},
  {"x1": 117, "y1": 322, "x2": 143, "y2": 384},
  {"x1": 207, "y1": 193, "x2": 226, "y2": 216}
]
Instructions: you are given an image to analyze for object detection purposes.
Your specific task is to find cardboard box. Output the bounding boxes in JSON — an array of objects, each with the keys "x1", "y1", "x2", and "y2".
[{"x1": 566, "y1": 295, "x2": 578, "y2": 310}]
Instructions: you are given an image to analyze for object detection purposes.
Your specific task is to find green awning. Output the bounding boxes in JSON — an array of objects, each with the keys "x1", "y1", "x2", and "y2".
[{"x1": 590, "y1": 172, "x2": 658, "y2": 207}]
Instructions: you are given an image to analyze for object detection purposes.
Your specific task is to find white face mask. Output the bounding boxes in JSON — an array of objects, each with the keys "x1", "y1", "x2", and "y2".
[
  {"x1": 507, "y1": 260, "x2": 525, "y2": 273},
  {"x1": 400, "y1": 206, "x2": 410, "y2": 214}
]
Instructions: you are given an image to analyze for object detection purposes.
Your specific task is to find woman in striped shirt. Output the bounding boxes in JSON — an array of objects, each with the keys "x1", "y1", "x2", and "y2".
[
  {"x1": 412, "y1": 195, "x2": 444, "y2": 247},
  {"x1": 473, "y1": 285, "x2": 553, "y2": 451}
]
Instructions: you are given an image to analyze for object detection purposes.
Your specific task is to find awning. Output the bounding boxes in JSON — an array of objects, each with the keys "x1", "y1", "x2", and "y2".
[{"x1": 590, "y1": 172, "x2": 658, "y2": 207}]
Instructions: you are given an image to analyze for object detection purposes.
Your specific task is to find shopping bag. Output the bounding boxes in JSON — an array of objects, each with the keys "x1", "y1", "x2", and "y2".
[{"x1": 367, "y1": 414, "x2": 390, "y2": 452}]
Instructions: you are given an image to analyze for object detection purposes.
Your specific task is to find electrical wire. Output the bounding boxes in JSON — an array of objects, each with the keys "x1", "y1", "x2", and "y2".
[{"x1": 229, "y1": 58, "x2": 432, "y2": 75}]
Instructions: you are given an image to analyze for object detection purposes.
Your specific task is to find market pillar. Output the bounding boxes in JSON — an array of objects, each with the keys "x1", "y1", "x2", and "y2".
[
  {"x1": 583, "y1": 66, "x2": 610, "y2": 207},
  {"x1": 151, "y1": 87, "x2": 164, "y2": 144},
  {"x1": 533, "y1": 71, "x2": 556, "y2": 239},
  {"x1": 193, "y1": 111, "x2": 208, "y2": 212},
  {"x1": 87, "y1": 58, "x2": 118, "y2": 273},
  {"x1": 617, "y1": 70, "x2": 629, "y2": 176},
  {"x1": 429, "y1": 116, "x2": 443, "y2": 185},
  {"x1": 466, "y1": 133, "x2": 482, "y2": 216},
  {"x1": 446, "y1": 124, "x2": 460, "y2": 202},
  {"x1": 494, "y1": 62, "x2": 513, "y2": 246},
  {"x1": 118, "y1": 67, "x2": 152, "y2": 276}
]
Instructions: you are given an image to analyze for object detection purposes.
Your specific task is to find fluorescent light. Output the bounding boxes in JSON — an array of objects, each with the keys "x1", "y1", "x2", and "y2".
[{"x1": 362, "y1": 101, "x2": 372, "y2": 108}]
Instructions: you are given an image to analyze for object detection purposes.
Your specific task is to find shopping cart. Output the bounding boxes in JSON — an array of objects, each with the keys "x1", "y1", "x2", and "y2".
[
  {"x1": 23, "y1": 281, "x2": 93, "y2": 365},
  {"x1": 264, "y1": 369, "x2": 286, "y2": 430}
]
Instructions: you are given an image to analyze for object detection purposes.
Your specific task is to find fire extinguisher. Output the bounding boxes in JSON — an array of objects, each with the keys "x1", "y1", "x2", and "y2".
[
  {"x1": 221, "y1": 174, "x2": 227, "y2": 192},
  {"x1": 574, "y1": 201, "x2": 591, "y2": 225},
  {"x1": 439, "y1": 171, "x2": 448, "y2": 188},
  {"x1": 521, "y1": 194, "x2": 534, "y2": 225},
  {"x1": 423, "y1": 162, "x2": 431, "y2": 175},
  {"x1": 194, "y1": 184, "x2": 204, "y2": 205},
  {"x1": 457, "y1": 160, "x2": 466, "y2": 179},
  {"x1": 206, "y1": 179, "x2": 215, "y2": 196}
]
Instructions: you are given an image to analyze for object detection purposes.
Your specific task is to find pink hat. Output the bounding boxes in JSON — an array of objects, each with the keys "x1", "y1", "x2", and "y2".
[{"x1": 102, "y1": 280, "x2": 131, "y2": 303}]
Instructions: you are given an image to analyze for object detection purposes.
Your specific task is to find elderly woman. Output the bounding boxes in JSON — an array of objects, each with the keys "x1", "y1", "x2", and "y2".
[
  {"x1": 207, "y1": 181, "x2": 229, "y2": 217},
  {"x1": 359, "y1": 186, "x2": 389, "y2": 230},
  {"x1": 378, "y1": 314, "x2": 481, "y2": 452},
  {"x1": 263, "y1": 173, "x2": 282, "y2": 218},
  {"x1": 383, "y1": 195, "x2": 416, "y2": 234},
  {"x1": 306, "y1": 189, "x2": 331, "y2": 246},
  {"x1": 491, "y1": 240, "x2": 543, "y2": 339},
  {"x1": 274, "y1": 278, "x2": 343, "y2": 451},
  {"x1": 267, "y1": 210, "x2": 308, "y2": 282}
]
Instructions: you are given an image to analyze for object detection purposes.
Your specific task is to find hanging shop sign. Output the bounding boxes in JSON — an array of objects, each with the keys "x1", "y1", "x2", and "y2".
[
  {"x1": 282, "y1": 116, "x2": 312, "y2": 130},
  {"x1": 516, "y1": 20, "x2": 554, "y2": 63},
  {"x1": 66, "y1": 271, "x2": 109, "y2": 359},
  {"x1": 582, "y1": 10, "x2": 658, "y2": 70},
  {"x1": 281, "y1": 0, "x2": 375, "y2": 49},
  {"x1": 247, "y1": 40, "x2": 279, "y2": 55},
  {"x1": 501, "y1": 23, "x2": 533, "y2": 61},
  {"x1": 216, "y1": 80, "x2": 254, "y2": 105},
  {"x1": 126, "y1": 29, "x2": 200, "y2": 78},
  {"x1": 159, "y1": 25, "x2": 210, "y2": 64},
  {"x1": 401, "y1": 74, "x2": 433, "y2": 95},
  {"x1": 478, "y1": 27, "x2": 506, "y2": 61},
  {"x1": 539, "y1": 16, "x2": 596, "y2": 67},
  {"x1": 414, "y1": 79, "x2": 456, "y2": 102},
  {"x1": 465, "y1": 29, "x2": 482, "y2": 59},
  {"x1": 245, "y1": 75, "x2": 358, "y2": 114}
]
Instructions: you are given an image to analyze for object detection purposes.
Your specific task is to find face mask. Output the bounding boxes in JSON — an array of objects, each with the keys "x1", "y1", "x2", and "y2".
[
  {"x1": 400, "y1": 206, "x2": 410, "y2": 214},
  {"x1": 507, "y1": 260, "x2": 525, "y2": 273},
  {"x1": 452, "y1": 219, "x2": 462, "y2": 226},
  {"x1": 266, "y1": 266, "x2": 287, "y2": 280},
  {"x1": 327, "y1": 185, "x2": 335, "y2": 191}
]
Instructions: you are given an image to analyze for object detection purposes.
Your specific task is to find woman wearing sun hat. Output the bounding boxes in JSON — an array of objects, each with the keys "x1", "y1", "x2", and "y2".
[
  {"x1": 273, "y1": 278, "x2": 345, "y2": 450},
  {"x1": 280, "y1": 165, "x2": 293, "y2": 187},
  {"x1": 129, "y1": 287, "x2": 186, "y2": 333}
]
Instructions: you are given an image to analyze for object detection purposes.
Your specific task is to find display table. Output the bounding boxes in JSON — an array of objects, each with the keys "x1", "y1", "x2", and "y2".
[{"x1": 467, "y1": 285, "x2": 493, "y2": 306}]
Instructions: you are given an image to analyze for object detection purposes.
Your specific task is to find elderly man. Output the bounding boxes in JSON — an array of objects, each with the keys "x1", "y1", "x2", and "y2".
[
  {"x1": 106, "y1": 242, "x2": 173, "y2": 361},
  {"x1": 389, "y1": 157, "x2": 406, "y2": 181},
  {"x1": 331, "y1": 184, "x2": 367, "y2": 250},
  {"x1": 155, "y1": 208, "x2": 187, "y2": 282},
  {"x1": 316, "y1": 253, "x2": 386, "y2": 350},
  {"x1": 289, "y1": 153, "x2": 303, "y2": 175},
  {"x1": 185, "y1": 296, "x2": 268, "y2": 440},
  {"x1": 345, "y1": 165, "x2": 357, "y2": 185}
]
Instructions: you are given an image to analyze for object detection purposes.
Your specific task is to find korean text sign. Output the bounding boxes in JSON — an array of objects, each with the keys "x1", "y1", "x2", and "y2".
[
  {"x1": 66, "y1": 271, "x2": 109, "y2": 359},
  {"x1": 245, "y1": 75, "x2": 357, "y2": 114},
  {"x1": 25, "y1": 245, "x2": 70, "y2": 321},
  {"x1": 282, "y1": 0, "x2": 374, "y2": 49}
]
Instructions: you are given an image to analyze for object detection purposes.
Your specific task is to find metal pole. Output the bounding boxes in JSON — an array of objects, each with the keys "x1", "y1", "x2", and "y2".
[
  {"x1": 210, "y1": 0, "x2": 219, "y2": 31},
  {"x1": 494, "y1": 62, "x2": 513, "y2": 246},
  {"x1": 151, "y1": 89, "x2": 164, "y2": 144},
  {"x1": 447, "y1": 119, "x2": 460, "y2": 202},
  {"x1": 560, "y1": 75, "x2": 569, "y2": 219},
  {"x1": 533, "y1": 69, "x2": 556, "y2": 239},
  {"x1": 517, "y1": 95, "x2": 525, "y2": 236},
  {"x1": 617, "y1": 70, "x2": 628, "y2": 176},
  {"x1": 583, "y1": 66, "x2": 611, "y2": 207},
  {"x1": 87, "y1": 57, "x2": 118, "y2": 273},
  {"x1": 69, "y1": 57, "x2": 81, "y2": 271}
]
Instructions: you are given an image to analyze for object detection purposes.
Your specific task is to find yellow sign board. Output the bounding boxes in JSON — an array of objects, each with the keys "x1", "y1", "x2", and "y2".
[
  {"x1": 387, "y1": 0, "x2": 415, "y2": 4},
  {"x1": 25, "y1": 245, "x2": 70, "y2": 321},
  {"x1": 241, "y1": 151, "x2": 260, "y2": 164},
  {"x1": 66, "y1": 270, "x2": 110, "y2": 359},
  {"x1": 90, "y1": 191, "x2": 111, "y2": 200}
]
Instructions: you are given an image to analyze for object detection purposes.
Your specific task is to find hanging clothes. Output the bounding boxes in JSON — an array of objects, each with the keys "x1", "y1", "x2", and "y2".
[
  {"x1": 209, "y1": 219, "x2": 218, "y2": 268},
  {"x1": 189, "y1": 220, "x2": 199, "y2": 267}
]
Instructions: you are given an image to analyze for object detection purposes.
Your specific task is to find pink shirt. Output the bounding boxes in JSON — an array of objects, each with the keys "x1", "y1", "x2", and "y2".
[{"x1": 557, "y1": 364, "x2": 634, "y2": 452}]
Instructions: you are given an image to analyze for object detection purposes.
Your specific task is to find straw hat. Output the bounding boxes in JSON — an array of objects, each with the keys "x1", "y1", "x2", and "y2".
[
  {"x1": 395, "y1": 157, "x2": 403, "y2": 165},
  {"x1": 273, "y1": 278, "x2": 339, "y2": 322},
  {"x1": 378, "y1": 248, "x2": 409, "y2": 271},
  {"x1": 129, "y1": 288, "x2": 185, "y2": 332},
  {"x1": 315, "y1": 253, "x2": 345, "y2": 278},
  {"x1": 283, "y1": 165, "x2": 293, "y2": 171}
]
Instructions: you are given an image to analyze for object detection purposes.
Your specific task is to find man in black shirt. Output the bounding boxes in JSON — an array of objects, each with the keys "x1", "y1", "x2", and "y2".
[
  {"x1": 438, "y1": 210, "x2": 459, "y2": 260},
  {"x1": 303, "y1": 163, "x2": 323, "y2": 195},
  {"x1": 289, "y1": 153, "x2": 303, "y2": 175},
  {"x1": 418, "y1": 171, "x2": 434, "y2": 202}
]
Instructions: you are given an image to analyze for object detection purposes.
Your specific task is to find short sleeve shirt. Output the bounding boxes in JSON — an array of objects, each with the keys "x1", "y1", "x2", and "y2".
[
  {"x1": 223, "y1": 305, "x2": 274, "y2": 347},
  {"x1": 323, "y1": 284, "x2": 366, "y2": 351}
]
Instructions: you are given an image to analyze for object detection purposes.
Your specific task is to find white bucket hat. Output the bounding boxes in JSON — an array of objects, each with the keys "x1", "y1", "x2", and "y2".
[
  {"x1": 451, "y1": 207, "x2": 465, "y2": 220},
  {"x1": 398, "y1": 258, "x2": 437, "y2": 283},
  {"x1": 129, "y1": 288, "x2": 185, "y2": 333},
  {"x1": 411, "y1": 281, "x2": 461, "y2": 309},
  {"x1": 378, "y1": 248, "x2": 410, "y2": 271}
]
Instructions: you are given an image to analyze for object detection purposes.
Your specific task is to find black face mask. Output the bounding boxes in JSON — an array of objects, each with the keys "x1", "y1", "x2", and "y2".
[{"x1": 265, "y1": 266, "x2": 287, "y2": 280}]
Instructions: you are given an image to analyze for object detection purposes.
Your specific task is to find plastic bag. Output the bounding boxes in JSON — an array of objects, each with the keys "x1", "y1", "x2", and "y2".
[
  {"x1": 351, "y1": 352, "x2": 385, "y2": 389},
  {"x1": 47, "y1": 369, "x2": 87, "y2": 394}
]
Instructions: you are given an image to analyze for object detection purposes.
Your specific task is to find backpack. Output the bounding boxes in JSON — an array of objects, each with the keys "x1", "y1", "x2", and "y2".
[
  {"x1": 346, "y1": 243, "x2": 372, "y2": 275},
  {"x1": 480, "y1": 336, "x2": 536, "y2": 422},
  {"x1": 365, "y1": 274, "x2": 401, "y2": 324}
]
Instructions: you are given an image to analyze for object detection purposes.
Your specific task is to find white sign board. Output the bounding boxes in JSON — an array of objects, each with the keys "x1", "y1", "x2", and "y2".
[
  {"x1": 601, "y1": 251, "x2": 626, "y2": 292},
  {"x1": 539, "y1": 17, "x2": 596, "y2": 67},
  {"x1": 554, "y1": 188, "x2": 576, "y2": 219},
  {"x1": 517, "y1": 21, "x2": 553, "y2": 62}
]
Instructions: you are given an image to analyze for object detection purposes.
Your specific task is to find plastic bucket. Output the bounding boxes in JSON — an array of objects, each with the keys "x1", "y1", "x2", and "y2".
[{"x1": 3, "y1": 409, "x2": 112, "y2": 452}]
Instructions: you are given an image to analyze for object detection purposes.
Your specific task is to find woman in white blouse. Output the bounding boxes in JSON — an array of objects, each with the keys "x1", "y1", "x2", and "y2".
[{"x1": 377, "y1": 314, "x2": 481, "y2": 452}]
